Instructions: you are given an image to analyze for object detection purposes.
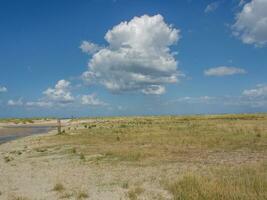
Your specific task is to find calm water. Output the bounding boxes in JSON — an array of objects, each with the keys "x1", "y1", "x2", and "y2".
[{"x1": 0, "y1": 126, "x2": 55, "y2": 144}]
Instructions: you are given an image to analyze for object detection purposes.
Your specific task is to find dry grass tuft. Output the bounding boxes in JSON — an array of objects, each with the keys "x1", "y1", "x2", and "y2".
[
  {"x1": 127, "y1": 187, "x2": 145, "y2": 200},
  {"x1": 10, "y1": 196, "x2": 30, "y2": 200},
  {"x1": 77, "y1": 191, "x2": 89, "y2": 199},
  {"x1": 53, "y1": 183, "x2": 65, "y2": 192}
]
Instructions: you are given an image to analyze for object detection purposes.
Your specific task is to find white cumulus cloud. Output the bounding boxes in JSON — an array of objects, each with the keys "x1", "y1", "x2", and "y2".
[
  {"x1": 43, "y1": 80, "x2": 74, "y2": 103},
  {"x1": 204, "y1": 66, "x2": 247, "y2": 76},
  {"x1": 7, "y1": 98, "x2": 53, "y2": 108},
  {"x1": 239, "y1": 0, "x2": 247, "y2": 7},
  {"x1": 80, "y1": 41, "x2": 102, "y2": 54},
  {"x1": 7, "y1": 98, "x2": 23, "y2": 106},
  {"x1": 167, "y1": 83, "x2": 267, "y2": 108},
  {"x1": 171, "y1": 96, "x2": 217, "y2": 104},
  {"x1": 241, "y1": 90, "x2": 267, "y2": 107},
  {"x1": 81, "y1": 94, "x2": 107, "y2": 106},
  {"x1": 226, "y1": 84, "x2": 267, "y2": 107},
  {"x1": 82, "y1": 14, "x2": 181, "y2": 95},
  {"x1": 6, "y1": 80, "x2": 110, "y2": 108},
  {"x1": 204, "y1": 1, "x2": 220, "y2": 13},
  {"x1": 22, "y1": 80, "x2": 74, "y2": 108},
  {"x1": 25, "y1": 101, "x2": 53, "y2": 108},
  {"x1": 0, "y1": 86, "x2": 7, "y2": 93},
  {"x1": 141, "y1": 85, "x2": 166, "y2": 95},
  {"x1": 232, "y1": 0, "x2": 267, "y2": 46},
  {"x1": 243, "y1": 84, "x2": 267, "y2": 97}
]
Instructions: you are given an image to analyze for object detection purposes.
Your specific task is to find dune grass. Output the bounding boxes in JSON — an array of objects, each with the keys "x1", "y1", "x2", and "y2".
[
  {"x1": 41, "y1": 114, "x2": 267, "y2": 163},
  {"x1": 31, "y1": 114, "x2": 267, "y2": 199},
  {"x1": 165, "y1": 162, "x2": 267, "y2": 200},
  {"x1": 53, "y1": 183, "x2": 65, "y2": 192}
]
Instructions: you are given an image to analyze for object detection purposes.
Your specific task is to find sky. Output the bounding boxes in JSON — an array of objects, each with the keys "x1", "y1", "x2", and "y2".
[{"x1": 0, "y1": 0, "x2": 267, "y2": 118}]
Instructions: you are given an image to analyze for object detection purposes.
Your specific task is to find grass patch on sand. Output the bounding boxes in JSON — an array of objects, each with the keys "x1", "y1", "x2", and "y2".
[
  {"x1": 165, "y1": 162, "x2": 267, "y2": 200},
  {"x1": 59, "y1": 190, "x2": 88, "y2": 199},
  {"x1": 53, "y1": 183, "x2": 65, "y2": 192},
  {"x1": 76, "y1": 191, "x2": 89, "y2": 199},
  {"x1": 27, "y1": 114, "x2": 267, "y2": 199},
  {"x1": 128, "y1": 187, "x2": 145, "y2": 200},
  {"x1": 42, "y1": 114, "x2": 267, "y2": 164}
]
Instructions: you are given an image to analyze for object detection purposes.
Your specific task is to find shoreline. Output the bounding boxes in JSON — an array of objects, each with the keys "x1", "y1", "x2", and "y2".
[
  {"x1": 0, "y1": 119, "x2": 71, "y2": 128},
  {"x1": 0, "y1": 119, "x2": 68, "y2": 144},
  {"x1": 0, "y1": 126, "x2": 56, "y2": 145}
]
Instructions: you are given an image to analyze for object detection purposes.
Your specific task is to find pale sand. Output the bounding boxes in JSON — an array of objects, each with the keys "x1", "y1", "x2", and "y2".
[{"x1": 0, "y1": 131, "x2": 172, "y2": 200}]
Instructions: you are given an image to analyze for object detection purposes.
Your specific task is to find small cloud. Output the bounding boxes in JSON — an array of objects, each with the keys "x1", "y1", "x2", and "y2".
[
  {"x1": 141, "y1": 85, "x2": 166, "y2": 95},
  {"x1": 7, "y1": 98, "x2": 23, "y2": 106},
  {"x1": 16, "y1": 80, "x2": 75, "y2": 108},
  {"x1": 204, "y1": 66, "x2": 246, "y2": 76},
  {"x1": 81, "y1": 71, "x2": 96, "y2": 85},
  {"x1": 167, "y1": 83, "x2": 267, "y2": 108},
  {"x1": 232, "y1": 0, "x2": 267, "y2": 47},
  {"x1": 43, "y1": 80, "x2": 74, "y2": 103},
  {"x1": 8, "y1": 99, "x2": 54, "y2": 108},
  {"x1": 204, "y1": 1, "x2": 220, "y2": 13},
  {"x1": 172, "y1": 96, "x2": 217, "y2": 104},
  {"x1": 242, "y1": 84, "x2": 267, "y2": 98},
  {"x1": 117, "y1": 105, "x2": 125, "y2": 110},
  {"x1": 81, "y1": 94, "x2": 107, "y2": 106},
  {"x1": 224, "y1": 91, "x2": 267, "y2": 108},
  {"x1": 0, "y1": 86, "x2": 7, "y2": 93},
  {"x1": 80, "y1": 41, "x2": 102, "y2": 54},
  {"x1": 25, "y1": 101, "x2": 53, "y2": 108}
]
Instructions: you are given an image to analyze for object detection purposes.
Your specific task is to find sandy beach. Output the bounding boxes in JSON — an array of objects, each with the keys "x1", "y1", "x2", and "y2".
[{"x1": 0, "y1": 115, "x2": 266, "y2": 200}]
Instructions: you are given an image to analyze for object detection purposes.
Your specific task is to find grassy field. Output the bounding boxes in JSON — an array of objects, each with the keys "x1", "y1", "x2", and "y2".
[{"x1": 1, "y1": 114, "x2": 267, "y2": 199}]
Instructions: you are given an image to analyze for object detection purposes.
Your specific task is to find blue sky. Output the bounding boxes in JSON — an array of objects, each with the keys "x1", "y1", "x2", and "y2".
[{"x1": 0, "y1": 0, "x2": 266, "y2": 118}]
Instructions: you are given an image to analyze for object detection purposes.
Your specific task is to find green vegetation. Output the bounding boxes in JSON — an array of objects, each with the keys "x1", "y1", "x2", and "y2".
[
  {"x1": 42, "y1": 114, "x2": 267, "y2": 163},
  {"x1": 122, "y1": 182, "x2": 129, "y2": 189},
  {"x1": 79, "y1": 153, "x2": 85, "y2": 160},
  {"x1": 4, "y1": 155, "x2": 13, "y2": 162},
  {"x1": 53, "y1": 183, "x2": 65, "y2": 192},
  {"x1": 77, "y1": 191, "x2": 89, "y2": 199},
  {"x1": 70, "y1": 147, "x2": 77, "y2": 154},
  {"x1": 128, "y1": 187, "x2": 145, "y2": 200},
  {"x1": 59, "y1": 190, "x2": 88, "y2": 199}
]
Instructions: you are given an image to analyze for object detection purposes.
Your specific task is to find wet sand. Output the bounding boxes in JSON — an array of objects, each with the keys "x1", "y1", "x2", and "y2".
[{"x1": 0, "y1": 126, "x2": 55, "y2": 144}]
